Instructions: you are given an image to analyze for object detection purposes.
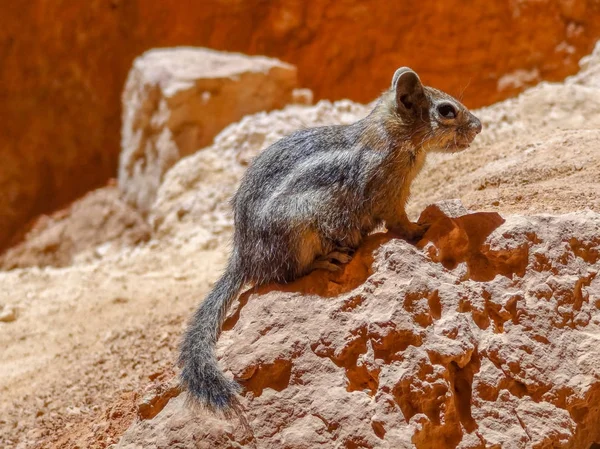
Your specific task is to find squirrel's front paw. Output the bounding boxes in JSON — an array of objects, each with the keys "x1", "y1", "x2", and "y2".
[{"x1": 390, "y1": 222, "x2": 430, "y2": 242}]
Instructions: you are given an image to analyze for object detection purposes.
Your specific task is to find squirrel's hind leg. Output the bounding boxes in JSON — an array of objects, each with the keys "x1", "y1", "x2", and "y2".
[
  {"x1": 293, "y1": 231, "x2": 356, "y2": 276},
  {"x1": 293, "y1": 228, "x2": 330, "y2": 276}
]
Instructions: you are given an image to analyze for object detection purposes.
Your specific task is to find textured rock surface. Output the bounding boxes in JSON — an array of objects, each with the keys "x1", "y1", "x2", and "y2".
[
  {"x1": 119, "y1": 47, "x2": 297, "y2": 212},
  {"x1": 3, "y1": 1, "x2": 600, "y2": 250},
  {"x1": 116, "y1": 201, "x2": 600, "y2": 448},
  {"x1": 567, "y1": 40, "x2": 600, "y2": 87}
]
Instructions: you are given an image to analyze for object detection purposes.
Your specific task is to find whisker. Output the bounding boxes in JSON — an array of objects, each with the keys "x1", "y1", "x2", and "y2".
[{"x1": 459, "y1": 78, "x2": 472, "y2": 102}]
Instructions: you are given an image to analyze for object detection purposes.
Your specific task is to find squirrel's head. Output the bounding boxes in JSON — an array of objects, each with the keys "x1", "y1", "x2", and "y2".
[{"x1": 389, "y1": 67, "x2": 482, "y2": 153}]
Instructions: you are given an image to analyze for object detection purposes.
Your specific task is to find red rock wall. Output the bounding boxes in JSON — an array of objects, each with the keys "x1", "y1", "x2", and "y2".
[{"x1": 1, "y1": 0, "x2": 600, "y2": 249}]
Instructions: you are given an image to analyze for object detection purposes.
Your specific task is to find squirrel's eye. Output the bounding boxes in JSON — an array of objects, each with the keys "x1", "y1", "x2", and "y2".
[{"x1": 437, "y1": 103, "x2": 457, "y2": 119}]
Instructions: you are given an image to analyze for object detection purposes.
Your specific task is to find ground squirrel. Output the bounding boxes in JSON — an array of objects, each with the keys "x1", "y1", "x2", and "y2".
[{"x1": 179, "y1": 67, "x2": 482, "y2": 413}]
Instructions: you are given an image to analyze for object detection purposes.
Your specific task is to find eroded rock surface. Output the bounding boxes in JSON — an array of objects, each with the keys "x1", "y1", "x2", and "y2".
[
  {"x1": 119, "y1": 47, "x2": 297, "y2": 213},
  {"x1": 117, "y1": 201, "x2": 600, "y2": 448}
]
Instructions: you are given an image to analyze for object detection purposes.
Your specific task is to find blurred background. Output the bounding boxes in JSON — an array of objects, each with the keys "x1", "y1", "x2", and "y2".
[{"x1": 1, "y1": 0, "x2": 599, "y2": 253}]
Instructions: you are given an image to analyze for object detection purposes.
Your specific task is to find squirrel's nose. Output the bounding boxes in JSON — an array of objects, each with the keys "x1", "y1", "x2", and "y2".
[{"x1": 470, "y1": 116, "x2": 482, "y2": 134}]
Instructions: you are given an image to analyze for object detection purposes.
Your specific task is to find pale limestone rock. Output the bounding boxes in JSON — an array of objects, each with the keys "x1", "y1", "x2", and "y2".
[
  {"x1": 567, "y1": 41, "x2": 600, "y2": 88},
  {"x1": 0, "y1": 306, "x2": 16, "y2": 323},
  {"x1": 112, "y1": 48, "x2": 600, "y2": 447},
  {"x1": 119, "y1": 47, "x2": 297, "y2": 213},
  {"x1": 148, "y1": 56, "x2": 600, "y2": 258}
]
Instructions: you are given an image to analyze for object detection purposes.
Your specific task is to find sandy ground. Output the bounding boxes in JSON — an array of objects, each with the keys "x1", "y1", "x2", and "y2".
[{"x1": 0, "y1": 237, "x2": 226, "y2": 448}]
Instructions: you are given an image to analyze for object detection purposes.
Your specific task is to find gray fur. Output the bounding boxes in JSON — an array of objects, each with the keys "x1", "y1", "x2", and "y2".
[{"x1": 179, "y1": 67, "x2": 482, "y2": 413}]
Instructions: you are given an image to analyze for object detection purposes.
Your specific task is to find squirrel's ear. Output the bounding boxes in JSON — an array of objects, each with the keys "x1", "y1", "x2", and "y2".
[{"x1": 392, "y1": 67, "x2": 426, "y2": 114}]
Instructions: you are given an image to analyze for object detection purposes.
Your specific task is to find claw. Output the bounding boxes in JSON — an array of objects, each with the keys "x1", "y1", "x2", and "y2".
[
  {"x1": 334, "y1": 246, "x2": 355, "y2": 257},
  {"x1": 309, "y1": 260, "x2": 342, "y2": 273},
  {"x1": 309, "y1": 248, "x2": 355, "y2": 273},
  {"x1": 326, "y1": 251, "x2": 353, "y2": 264}
]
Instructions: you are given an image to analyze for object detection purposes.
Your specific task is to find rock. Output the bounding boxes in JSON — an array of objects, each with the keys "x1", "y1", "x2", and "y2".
[
  {"x1": 567, "y1": 41, "x2": 600, "y2": 88},
  {"x1": 0, "y1": 184, "x2": 150, "y2": 270},
  {"x1": 136, "y1": 379, "x2": 180, "y2": 421},
  {"x1": 291, "y1": 88, "x2": 314, "y2": 105},
  {"x1": 0, "y1": 306, "x2": 16, "y2": 323},
  {"x1": 3, "y1": 1, "x2": 600, "y2": 251},
  {"x1": 116, "y1": 201, "x2": 600, "y2": 448},
  {"x1": 118, "y1": 47, "x2": 297, "y2": 213},
  {"x1": 108, "y1": 46, "x2": 600, "y2": 448}
]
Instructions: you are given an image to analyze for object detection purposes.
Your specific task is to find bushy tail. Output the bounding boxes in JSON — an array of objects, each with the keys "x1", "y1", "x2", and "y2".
[{"x1": 179, "y1": 257, "x2": 245, "y2": 413}]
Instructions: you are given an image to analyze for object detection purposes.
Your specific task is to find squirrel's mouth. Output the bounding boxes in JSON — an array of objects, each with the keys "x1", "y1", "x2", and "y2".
[
  {"x1": 448, "y1": 139, "x2": 472, "y2": 152},
  {"x1": 433, "y1": 131, "x2": 478, "y2": 153},
  {"x1": 451, "y1": 131, "x2": 479, "y2": 151}
]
